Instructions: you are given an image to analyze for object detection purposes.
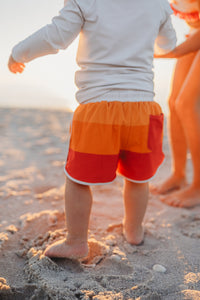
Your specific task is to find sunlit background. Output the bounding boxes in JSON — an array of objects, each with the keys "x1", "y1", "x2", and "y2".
[{"x1": 0, "y1": 0, "x2": 189, "y2": 113}]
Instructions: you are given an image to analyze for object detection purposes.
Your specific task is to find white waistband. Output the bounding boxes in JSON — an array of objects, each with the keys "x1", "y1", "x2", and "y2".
[{"x1": 82, "y1": 90, "x2": 154, "y2": 104}]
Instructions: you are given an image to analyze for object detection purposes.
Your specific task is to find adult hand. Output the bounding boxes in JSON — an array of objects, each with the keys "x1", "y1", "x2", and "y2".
[{"x1": 154, "y1": 52, "x2": 175, "y2": 59}]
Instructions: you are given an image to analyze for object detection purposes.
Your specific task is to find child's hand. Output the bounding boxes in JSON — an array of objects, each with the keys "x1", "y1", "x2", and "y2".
[{"x1": 8, "y1": 55, "x2": 25, "y2": 74}]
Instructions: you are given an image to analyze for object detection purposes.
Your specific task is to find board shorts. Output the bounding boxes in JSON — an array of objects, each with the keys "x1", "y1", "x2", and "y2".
[{"x1": 65, "y1": 101, "x2": 164, "y2": 185}]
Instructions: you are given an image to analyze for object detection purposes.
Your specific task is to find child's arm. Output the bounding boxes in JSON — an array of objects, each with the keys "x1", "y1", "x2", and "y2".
[
  {"x1": 154, "y1": 29, "x2": 200, "y2": 58},
  {"x1": 8, "y1": 0, "x2": 83, "y2": 70},
  {"x1": 8, "y1": 55, "x2": 25, "y2": 74}
]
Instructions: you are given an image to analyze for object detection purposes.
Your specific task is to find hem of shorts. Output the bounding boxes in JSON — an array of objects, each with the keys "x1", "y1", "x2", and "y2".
[
  {"x1": 119, "y1": 157, "x2": 165, "y2": 183},
  {"x1": 64, "y1": 168, "x2": 116, "y2": 186},
  {"x1": 121, "y1": 174, "x2": 156, "y2": 184}
]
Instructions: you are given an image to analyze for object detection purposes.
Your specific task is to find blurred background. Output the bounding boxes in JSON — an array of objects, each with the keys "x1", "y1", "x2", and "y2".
[{"x1": 0, "y1": 0, "x2": 189, "y2": 113}]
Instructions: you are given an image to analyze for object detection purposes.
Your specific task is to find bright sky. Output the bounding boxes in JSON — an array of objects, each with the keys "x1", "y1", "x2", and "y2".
[{"x1": 0, "y1": 0, "x2": 189, "y2": 112}]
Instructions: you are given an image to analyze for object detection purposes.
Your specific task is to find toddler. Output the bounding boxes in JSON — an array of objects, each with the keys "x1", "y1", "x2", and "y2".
[{"x1": 8, "y1": 0, "x2": 177, "y2": 259}]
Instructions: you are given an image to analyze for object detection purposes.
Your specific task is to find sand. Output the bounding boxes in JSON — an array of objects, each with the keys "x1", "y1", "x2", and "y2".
[{"x1": 0, "y1": 107, "x2": 199, "y2": 300}]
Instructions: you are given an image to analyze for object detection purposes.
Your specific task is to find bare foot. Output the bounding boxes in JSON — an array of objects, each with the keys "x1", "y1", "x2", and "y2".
[
  {"x1": 123, "y1": 223, "x2": 144, "y2": 245},
  {"x1": 150, "y1": 174, "x2": 186, "y2": 195},
  {"x1": 160, "y1": 185, "x2": 200, "y2": 208},
  {"x1": 44, "y1": 238, "x2": 89, "y2": 259}
]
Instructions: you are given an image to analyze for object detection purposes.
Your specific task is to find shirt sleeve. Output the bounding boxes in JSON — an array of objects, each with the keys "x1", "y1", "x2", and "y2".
[
  {"x1": 12, "y1": 0, "x2": 84, "y2": 63},
  {"x1": 154, "y1": 16, "x2": 177, "y2": 55},
  {"x1": 154, "y1": 0, "x2": 177, "y2": 55}
]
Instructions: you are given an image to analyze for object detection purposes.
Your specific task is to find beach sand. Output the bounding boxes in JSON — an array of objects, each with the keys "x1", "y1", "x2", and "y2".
[{"x1": 0, "y1": 107, "x2": 199, "y2": 300}]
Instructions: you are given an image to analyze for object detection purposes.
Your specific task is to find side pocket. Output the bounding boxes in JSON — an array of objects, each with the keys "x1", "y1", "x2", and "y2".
[{"x1": 148, "y1": 113, "x2": 164, "y2": 153}]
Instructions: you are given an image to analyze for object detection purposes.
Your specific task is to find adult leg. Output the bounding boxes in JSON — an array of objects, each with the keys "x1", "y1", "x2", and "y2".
[
  {"x1": 44, "y1": 177, "x2": 92, "y2": 259},
  {"x1": 161, "y1": 51, "x2": 200, "y2": 207},
  {"x1": 123, "y1": 179, "x2": 149, "y2": 245},
  {"x1": 151, "y1": 53, "x2": 196, "y2": 194}
]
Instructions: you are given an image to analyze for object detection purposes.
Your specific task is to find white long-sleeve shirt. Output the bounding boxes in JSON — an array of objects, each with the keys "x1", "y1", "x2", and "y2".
[{"x1": 12, "y1": 0, "x2": 177, "y2": 104}]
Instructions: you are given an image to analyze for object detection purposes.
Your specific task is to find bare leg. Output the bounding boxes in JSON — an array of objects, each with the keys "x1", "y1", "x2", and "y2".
[
  {"x1": 123, "y1": 180, "x2": 149, "y2": 245},
  {"x1": 161, "y1": 51, "x2": 200, "y2": 207},
  {"x1": 151, "y1": 53, "x2": 196, "y2": 195},
  {"x1": 44, "y1": 177, "x2": 92, "y2": 259}
]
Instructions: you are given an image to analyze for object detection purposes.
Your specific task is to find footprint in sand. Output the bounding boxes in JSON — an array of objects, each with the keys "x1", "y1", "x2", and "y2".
[{"x1": 178, "y1": 214, "x2": 200, "y2": 239}]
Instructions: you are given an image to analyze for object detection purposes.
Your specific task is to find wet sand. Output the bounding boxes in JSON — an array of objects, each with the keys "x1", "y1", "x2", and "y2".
[{"x1": 0, "y1": 107, "x2": 199, "y2": 300}]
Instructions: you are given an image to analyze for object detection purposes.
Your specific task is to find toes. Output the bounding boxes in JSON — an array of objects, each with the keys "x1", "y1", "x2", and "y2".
[
  {"x1": 171, "y1": 198, "x2": 181, "y2": 207},
  {"x1": 160, "y1": 195, "x2": 169, "y2": 204},
  {"x1": 44, "y1": 248, "x2": 51, "y2": 257},
  {"x1": 44, "y1": 240, "x2": 89, "y2": 260},
  {"x1": 160, "y1": 195, "x2": 180, "y2": 207},
  {"x1": 44, "y1": 245, "x2": 57, "y2": 257}
]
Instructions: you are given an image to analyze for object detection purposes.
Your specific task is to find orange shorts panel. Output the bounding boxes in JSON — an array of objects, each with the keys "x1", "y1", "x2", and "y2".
[{"x1": 65, "y1": 101, "x2": 164, "y2": 184}]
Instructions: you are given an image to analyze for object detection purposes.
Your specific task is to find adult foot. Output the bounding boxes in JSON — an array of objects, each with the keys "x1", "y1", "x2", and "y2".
[
  {"x1": 150, "y1": 174, "x2": 186, "y2": 195},
  {"x1": 160, "y1": 185, "x2": 200, "y2": 208},
  {"x1": 44, "y1": 238, "x2": 88, "y2": 259},
  {"x1": 123, "y1": 223, "x2": 144, "y2": 245}
]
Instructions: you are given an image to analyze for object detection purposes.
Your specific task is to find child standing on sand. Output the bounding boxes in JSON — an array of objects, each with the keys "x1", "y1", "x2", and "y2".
[{"x1": 8, "y1": 0, "x2": 176, "y2": 259}]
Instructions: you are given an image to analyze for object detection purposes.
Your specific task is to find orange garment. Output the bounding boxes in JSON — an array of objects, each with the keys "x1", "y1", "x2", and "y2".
[{"x1": 65, "y1": 101, "x2": 164, "y2": 184}]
